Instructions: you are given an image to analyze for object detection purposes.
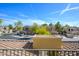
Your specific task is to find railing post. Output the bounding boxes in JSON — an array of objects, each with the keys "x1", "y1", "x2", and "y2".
[
  {"x1": 39, "y1": 50, "x2": 47, "y2": 56},
  {"x1": 0, "y1": 49, "x2": 79, "y2": 56},
  {"x1": 2, "y1": 49, "x2": 4, "y2": 56},
  {"x1": 41, "y1": 50, "x2": 45, "y2": 56},
  {"x1": 21, "y1": 50, "x2": 22, "y2": 56},
  {"x1": 68, "y1": 51, "x2": 70, "y2": 56},
  {"x1": 13, "y1": 50, "x2": 15, "y2": 56},
  {"x1": 10, "y1": 49, "x2": 11, "y2": 56},
  {"x1": 6, "y1": 49, "x2": 8, "y2": 56}
]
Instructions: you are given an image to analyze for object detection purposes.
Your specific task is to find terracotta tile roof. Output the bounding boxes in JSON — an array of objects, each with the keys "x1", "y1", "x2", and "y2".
[
  {"x1": 0, "y1": 40, "x2": 33, "y2": 49},
  {"x1": 0, "y1": 40, "x2": 79, "y2": 50}
]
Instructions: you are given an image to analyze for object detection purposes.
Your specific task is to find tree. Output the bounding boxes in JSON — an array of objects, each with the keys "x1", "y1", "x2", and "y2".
[
  {"x1": 48, "y1": 23, "x2": 54, "y2": 34},
  {"x1": 55, "y1": 22, "x2": 62, "y2": 34},
  {"x1": 16, "y1": 26, "x2": 23, "y2": 31},
  {"x1": 36, "y1": 24, "x2": 51, "y2": 35},
  {"x1": 48, "y1": 23, "x2": 53, "y2": 31},
  {"x1": 36, "y1": 26, "x2": 51, "y2": 35},
  {"x1": 8, "y1": 24, "x2": 13, "y2": 30},
  {"x1": 29, "y1": 23, "x2": 51, "y2": 35},
  {"x1": 14, "y1": 21, "x2": 23, "y2": 31},
  {"x1": 64, "y1": 24, "x2": 70, "y2": 29},
  {"x1": 62, "y1": 24, "x2": 70, "y2": 34},
  {"x1": 41, "y1": 23, "x2": 48, "y2": 29},
  {"x1": 15, "y1": 21, "x2": 23, "y2": 27},
  {"x1": 41, "y1": 23, "x2": 48, "y2": 27},
  {"x1": 49, "y1": 23, "x2": 53, "y2": 27},
  {"x1": 0, "y1": 19, "x2": 4, "y2": 33},
  {"x1": 62, "y1": 24, "x2": 70, "y2": 32},
  {"x1": 29, "y1": 23, "x2": 39, "y2": 34},
  {"x1": 0, "y1": 19, "x2": 3, "y2": 26}
]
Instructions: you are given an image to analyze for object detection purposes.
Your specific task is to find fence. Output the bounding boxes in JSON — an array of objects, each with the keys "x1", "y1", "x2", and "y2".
[{"x1": 0, "y1": 49, "x2": 79, "y2": 56}]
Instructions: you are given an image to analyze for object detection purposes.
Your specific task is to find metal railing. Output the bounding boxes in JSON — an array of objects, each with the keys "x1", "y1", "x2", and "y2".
[{"x1": 0, "y1": 49, "x2": 79, "y2": 56}]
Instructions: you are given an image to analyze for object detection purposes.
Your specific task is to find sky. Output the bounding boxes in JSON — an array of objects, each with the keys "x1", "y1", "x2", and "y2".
[{"x1": 0, "y1": 3, "x2": 79, "y2": 26}]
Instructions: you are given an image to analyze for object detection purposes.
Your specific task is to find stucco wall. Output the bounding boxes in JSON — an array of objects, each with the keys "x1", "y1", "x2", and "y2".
[{"x1": 33, "y1": 35, "x2": 62, "y2": 49}]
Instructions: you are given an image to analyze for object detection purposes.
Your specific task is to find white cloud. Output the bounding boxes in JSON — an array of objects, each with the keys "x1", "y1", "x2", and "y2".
[
  {"x1": 60, "y1": 4, "x2": 79, "y2": 15},
  {"x1": 18, "y1": 14, "x2": 28, "y2": 18},
  {"x1": 3, "y1": 19, "x2": 18, "y2": 25},
  {"x1": 3, "y1": 17, "x2": 49, "y2": 26},
  {"x1": 60, "y1": 21, "x2": 79, "y2": 26},
  {"x1": 51, "y1": 10, "x2": 60, "y2": 14},
  {"x1": 31, "y1": 19, "x2": 49, "y2": 25},
  {"x1": 22, "y1": 18, "x2": 49, "y2": 25}
]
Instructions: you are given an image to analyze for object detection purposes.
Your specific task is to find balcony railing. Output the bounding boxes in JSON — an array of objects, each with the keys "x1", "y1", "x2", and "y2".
[{"x1": 0, "y1": 49, "x2": 79, "y2": 56}]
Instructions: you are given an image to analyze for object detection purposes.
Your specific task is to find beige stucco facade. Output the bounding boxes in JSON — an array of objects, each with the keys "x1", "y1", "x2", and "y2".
[{"x1": 33, "y1": 35, "x2": 62, "y2": 49}]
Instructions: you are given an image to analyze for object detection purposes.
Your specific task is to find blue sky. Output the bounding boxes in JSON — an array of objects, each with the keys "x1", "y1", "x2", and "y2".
[{"x1": 0, "y1": 3, "x2": 79, "y2": 26}]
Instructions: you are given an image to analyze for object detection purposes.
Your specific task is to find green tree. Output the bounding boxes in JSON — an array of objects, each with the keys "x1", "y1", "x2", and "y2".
[
  {"x1": 0, "y1": 19, "x2": 3, "y2": 26},
  {"x1": 49, "y1": 23, "x2": 53, "y2": 26},
  {"x1": 48, "y1": 23, "x2": 54, "y2": 34},
  {"x1": 14, "y1": 21, "x2": 23, "y2": 31},
  {"x1": 64, "y1": 24, "x2": 70, "y2": 28},
  {"x1": 29, "y1": 23, "x2": 51, "y2": 35},
  {"x1": 16, "y1": 26, "x2": 23, "y2": 31},
  {"x1": 15, "y1": 21, "x2": 23, "y2": 27},
  {"x1": 29, "y1": 23, "x2": 39, "y2": 33},
  {"x1": 62, "y1": 24, "x2": 70, "y2": 32},
  {"x1": 48, "y1": 23, "x2": 53, "y2": 30},
  {"x1": 36, "y1": 25, "x2": 51, "y2": 35},
  {"x1": 41, "y1": 23, "x2": 48, "y2": 27},
  {"x1": 62, "y1": 24, "x2": 70, "y2": 34},
  {"x1": 0, "y1": 19, "x2": 4, "y2": 33},
  {"x1": 8, "y1": 24, "x2": 13, "y2": 30},
  {"x1": 55, "y1": 22, "x2": 62, "y2": 33},
  {"x1": 41, "y1": 23, "x2": 48, "y2": 29}
]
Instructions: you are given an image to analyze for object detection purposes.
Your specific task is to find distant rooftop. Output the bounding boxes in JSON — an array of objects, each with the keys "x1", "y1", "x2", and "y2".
[{"x1": 62, "y1": 36, "x2": 79, "y2": 41}]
